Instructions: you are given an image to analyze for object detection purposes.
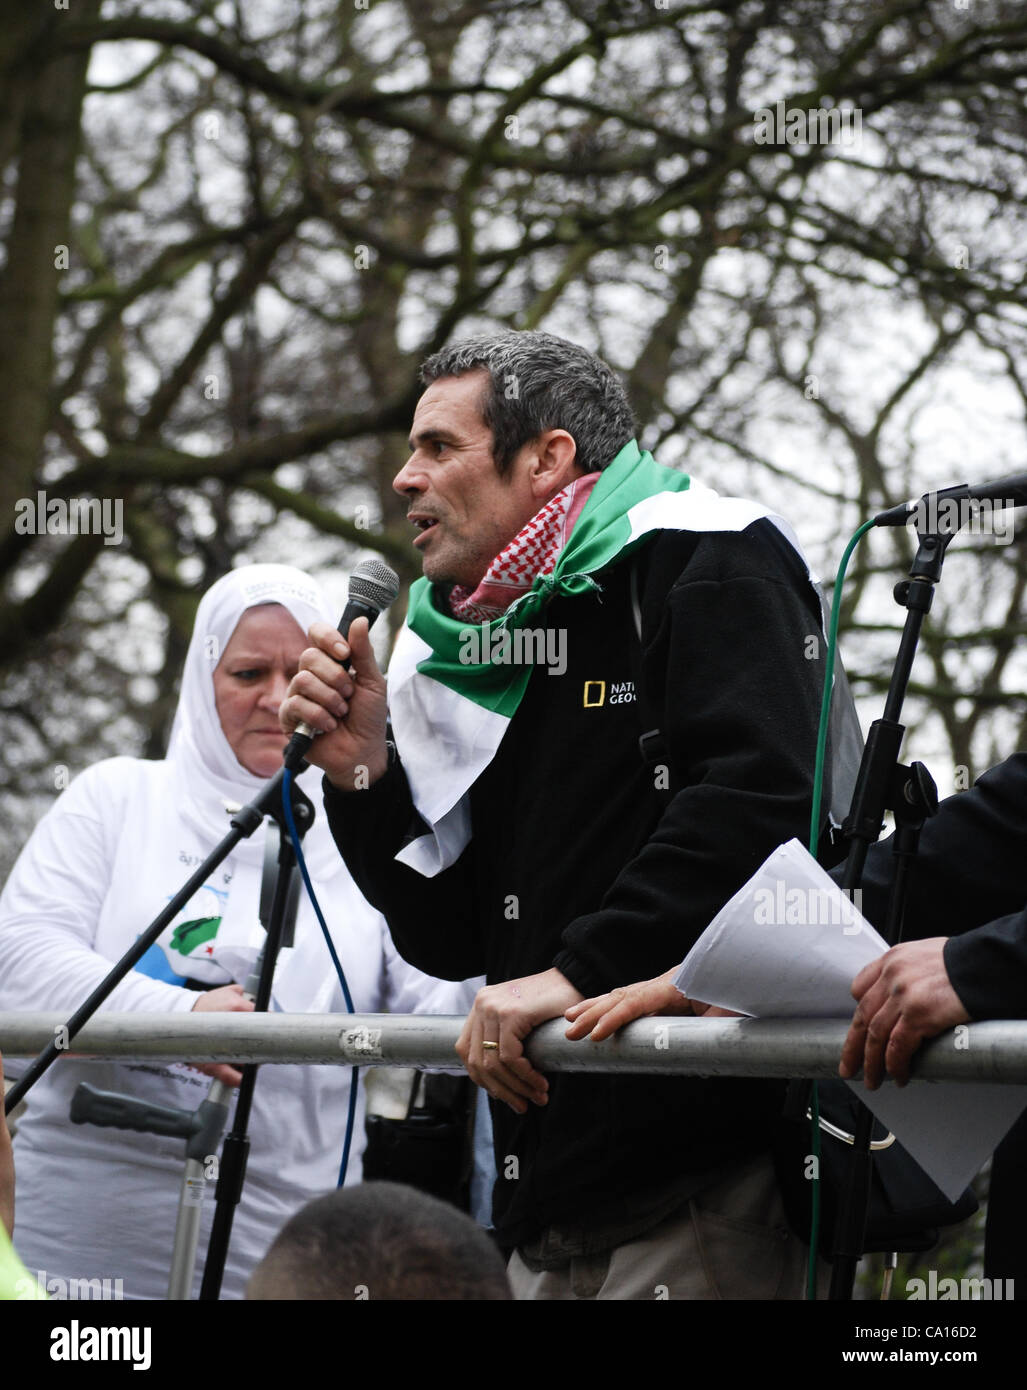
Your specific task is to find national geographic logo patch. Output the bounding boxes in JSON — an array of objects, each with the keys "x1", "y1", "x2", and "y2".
[{"x1": 582, "y1": 680, "x2": 636, "y2": 707}]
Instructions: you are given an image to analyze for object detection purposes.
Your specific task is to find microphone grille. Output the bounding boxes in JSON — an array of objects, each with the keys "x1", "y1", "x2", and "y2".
[{"x1": 348, "y1": 558, "x2": 401, "y2": 613}]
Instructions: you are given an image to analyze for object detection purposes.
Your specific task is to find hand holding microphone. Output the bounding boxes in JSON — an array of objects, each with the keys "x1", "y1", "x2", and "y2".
[{"x1": 280, "y1": 560, "x2": 399, "y2": 787}]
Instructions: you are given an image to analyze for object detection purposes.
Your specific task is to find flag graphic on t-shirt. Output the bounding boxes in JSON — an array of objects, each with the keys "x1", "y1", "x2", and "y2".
[
  {"x1": 170, "y1": 916, "x2": 220, "y2": 958},
  {"x1": 135, "y1": 883, "x2": 230, "y2": 986}
]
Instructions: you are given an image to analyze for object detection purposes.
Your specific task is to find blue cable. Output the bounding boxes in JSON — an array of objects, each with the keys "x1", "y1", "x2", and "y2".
[{"x1": 281, "y1": 766, "x2": 359, "y2": 1189}]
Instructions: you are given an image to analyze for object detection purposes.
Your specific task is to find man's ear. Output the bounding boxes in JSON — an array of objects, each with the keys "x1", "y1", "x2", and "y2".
[{"x1": 527, "y1": 429, "x2": 580, "y2": 500}]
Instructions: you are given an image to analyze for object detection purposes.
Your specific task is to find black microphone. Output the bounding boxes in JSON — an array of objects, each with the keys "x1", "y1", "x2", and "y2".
[
  {"x1": 874, "y1": 472, "x2": 1027, "y2": 528},
  {"x1": 283, "y1": 558, "x2": 400, "y2": 772}
]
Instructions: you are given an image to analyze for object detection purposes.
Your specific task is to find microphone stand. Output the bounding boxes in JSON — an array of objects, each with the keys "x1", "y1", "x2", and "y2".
[
  {"x1": 827, "y1": 501, "x2": 958, "y2": 1300},
  {"x1": 199, "y1": 776, "x2": 313, "y2": 1300},
  {"x1": 4, "y1": 763, "x2": 307, "y2": 1117}
]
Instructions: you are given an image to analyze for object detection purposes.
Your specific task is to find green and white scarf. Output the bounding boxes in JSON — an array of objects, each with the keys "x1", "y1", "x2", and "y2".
[{"x1": 388, "y1": 440, "x2": 857, "y2": 876}]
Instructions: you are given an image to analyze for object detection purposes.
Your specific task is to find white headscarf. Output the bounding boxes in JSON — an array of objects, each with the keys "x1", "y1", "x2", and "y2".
[{"x1": 166, "y1": 563, "x2": 343, "y2": 878}]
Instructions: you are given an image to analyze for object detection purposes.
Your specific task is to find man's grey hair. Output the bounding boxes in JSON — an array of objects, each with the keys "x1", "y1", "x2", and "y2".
[{"x1": 420, "y1": 330, "x2": 637, "y2": 476}]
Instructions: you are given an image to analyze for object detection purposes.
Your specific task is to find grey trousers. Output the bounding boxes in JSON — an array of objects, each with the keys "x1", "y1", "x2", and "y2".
[{"x1": 507, "y1": 1154, "x2": 823, "y2": 1300}]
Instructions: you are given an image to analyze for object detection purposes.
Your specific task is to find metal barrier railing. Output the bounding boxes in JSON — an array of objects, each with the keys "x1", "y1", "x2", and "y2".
[{"x1": 2, "y1": 1012, "x2": 1025, "y2": 1082}]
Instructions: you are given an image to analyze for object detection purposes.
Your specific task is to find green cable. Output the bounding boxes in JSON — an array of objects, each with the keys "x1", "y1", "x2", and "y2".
[
  {"x1": 808, "y1": 517, "x2": 875, "y2": 853},
  {"x1": 805, "y1": 516, "x2": 874, "y2": 1300}
]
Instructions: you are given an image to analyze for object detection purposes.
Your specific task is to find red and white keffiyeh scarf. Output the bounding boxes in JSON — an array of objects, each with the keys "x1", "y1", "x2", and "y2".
[{"x1": 448, "y1": 472, "x2": 600, "y2": 622}]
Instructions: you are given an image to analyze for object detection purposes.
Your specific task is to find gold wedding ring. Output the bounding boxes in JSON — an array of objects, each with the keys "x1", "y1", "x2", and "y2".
[{"x1": 482, "y1": 1040, "x2": 499, "y2": 1051}]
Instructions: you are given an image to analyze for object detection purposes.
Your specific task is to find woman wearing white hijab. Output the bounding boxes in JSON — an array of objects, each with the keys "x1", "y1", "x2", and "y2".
[{"x1": 0, "y1": 564, "x2": 468, "y2": 1300}]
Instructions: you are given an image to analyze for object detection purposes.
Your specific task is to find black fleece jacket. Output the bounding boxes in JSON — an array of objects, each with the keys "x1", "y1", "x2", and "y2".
[{"x1": 325, "y1": 520, "x2": 828, "y2": 1247}]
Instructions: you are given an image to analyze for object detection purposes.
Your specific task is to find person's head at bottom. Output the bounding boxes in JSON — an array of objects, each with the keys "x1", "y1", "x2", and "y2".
[{"x1": 246, "y1": 1182, "x2": 512, "y2": 1300}]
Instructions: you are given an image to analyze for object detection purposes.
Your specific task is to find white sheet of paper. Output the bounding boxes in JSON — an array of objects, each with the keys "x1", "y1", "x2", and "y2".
[{"x1": 674, "y1": 838, "x2": 1027, "y2": 1199}]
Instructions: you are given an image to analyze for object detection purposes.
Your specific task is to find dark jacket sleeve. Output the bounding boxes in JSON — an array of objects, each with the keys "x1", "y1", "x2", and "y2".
[
  {"x1": 851, "y1": 753, "x2": 1027, "y2": 1020},
  {"x1": 322, "y1": 761, "x2": 487, "y2": 981},
  {"x1": 553, "y1": 523, "x2": 826, "y2": 998}
]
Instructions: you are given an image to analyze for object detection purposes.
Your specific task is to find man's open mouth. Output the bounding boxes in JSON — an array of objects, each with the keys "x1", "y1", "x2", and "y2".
[{"x1": 409, "y1": 515, "x2": 440, "y2": 538}]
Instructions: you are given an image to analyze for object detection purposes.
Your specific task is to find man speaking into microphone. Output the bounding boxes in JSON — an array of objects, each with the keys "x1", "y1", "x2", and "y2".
[{"x1": 280, "y1": 330, "x2": 850, "y2": 1300}]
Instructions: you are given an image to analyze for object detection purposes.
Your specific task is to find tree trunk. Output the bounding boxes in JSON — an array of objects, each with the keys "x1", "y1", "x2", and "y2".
[{"x1": 0, "y1": 0, "x2": 101, "y2": 528}]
